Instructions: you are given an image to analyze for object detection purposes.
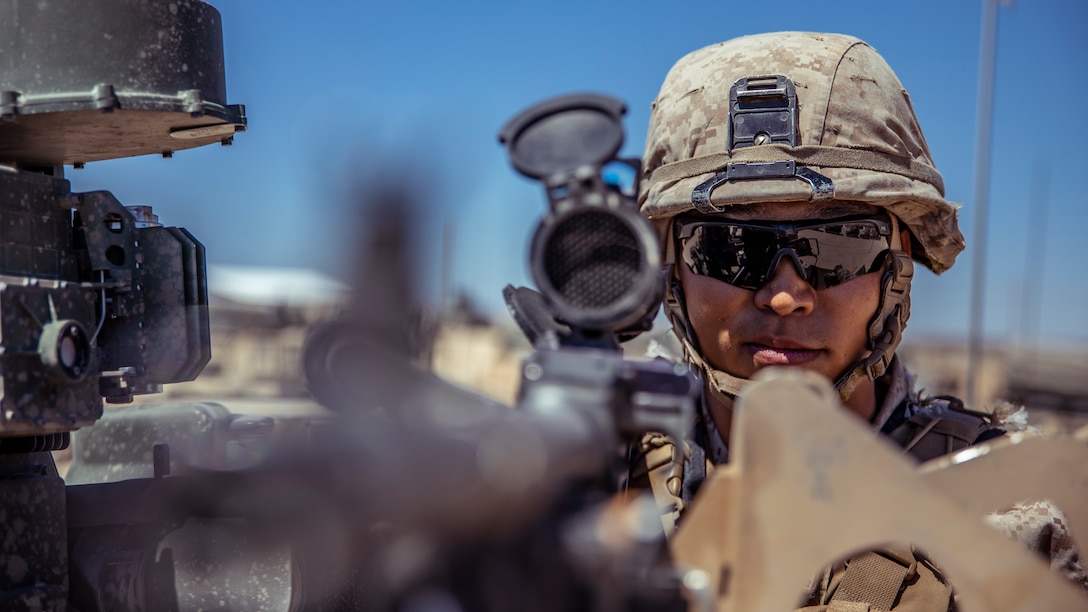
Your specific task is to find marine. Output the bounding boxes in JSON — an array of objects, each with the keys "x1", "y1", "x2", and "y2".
[{"x1": 628, "y1": 31, "x2": 1086, "y2": 608}]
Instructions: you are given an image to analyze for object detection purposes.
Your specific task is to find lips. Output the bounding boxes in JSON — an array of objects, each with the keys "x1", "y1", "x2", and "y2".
[{"x1": 746, "y1": 340, "x2": 822, "y2": 366}]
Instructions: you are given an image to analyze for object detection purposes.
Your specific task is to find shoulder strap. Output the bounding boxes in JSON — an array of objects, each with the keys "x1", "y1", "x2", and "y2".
[{"x1": 885, "y1": 400, "x2": 997, "y2": 462}]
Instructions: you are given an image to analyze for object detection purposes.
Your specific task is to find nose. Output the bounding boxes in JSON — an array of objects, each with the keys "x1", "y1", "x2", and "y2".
[{"x1": 753, "y1": 256, "x2": 816, "y2": 316}]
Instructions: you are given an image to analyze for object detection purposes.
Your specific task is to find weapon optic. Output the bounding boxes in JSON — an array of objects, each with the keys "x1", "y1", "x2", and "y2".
[{"x1": 498, "y1": 93, "x2": 664, "y2": 346}]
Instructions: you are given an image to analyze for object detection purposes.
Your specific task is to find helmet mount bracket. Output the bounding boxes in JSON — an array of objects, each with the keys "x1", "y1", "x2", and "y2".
[
  {"x1": 728, "y1": 74, "x2": 799, "y2": 151},
  {"x1": 691, "y1": 75, "x2": 834, "y2": 213}
]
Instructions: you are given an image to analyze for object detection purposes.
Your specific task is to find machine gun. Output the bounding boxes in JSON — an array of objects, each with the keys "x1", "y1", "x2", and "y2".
[{"x1": 267, "y1": 94, "x2": 701, "y2": 610}]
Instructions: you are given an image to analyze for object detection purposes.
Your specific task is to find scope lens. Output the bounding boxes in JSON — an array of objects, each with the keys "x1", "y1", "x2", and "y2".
[{"x1": 543, "y1": 210, "x2": 640, "y2": 310}]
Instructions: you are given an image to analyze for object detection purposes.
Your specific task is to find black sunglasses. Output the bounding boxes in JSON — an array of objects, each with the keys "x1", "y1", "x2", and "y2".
[{"x1": 676, "y1": 215, "x2": 893, "y2": 291}]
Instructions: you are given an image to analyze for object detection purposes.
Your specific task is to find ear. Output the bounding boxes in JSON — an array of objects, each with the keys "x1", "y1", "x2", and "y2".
[{"x1": 899, "y1": 229, "x2": 912, "y2": 257}]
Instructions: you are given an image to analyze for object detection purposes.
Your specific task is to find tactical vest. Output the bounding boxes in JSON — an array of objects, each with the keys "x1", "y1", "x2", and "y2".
[
  {"x1": 882, "y1": 398, "x2": 999, "y2": 462},
  {"x1": 631, "y1": 398, "x2": 999, "y2": 611}
]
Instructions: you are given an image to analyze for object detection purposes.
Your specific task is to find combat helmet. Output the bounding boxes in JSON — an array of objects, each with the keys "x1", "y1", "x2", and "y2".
[{"x1": 639, "y1": 31, "x2": 965, "y2": 399}]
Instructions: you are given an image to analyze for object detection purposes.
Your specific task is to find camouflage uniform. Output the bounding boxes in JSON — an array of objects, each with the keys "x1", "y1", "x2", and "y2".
[
  {"x1": 632, "y1": 350, "x2": 1087, "y2": 608},
  {"x1": 633, "y1": 31, "x2": 1086, "y2": 609}
]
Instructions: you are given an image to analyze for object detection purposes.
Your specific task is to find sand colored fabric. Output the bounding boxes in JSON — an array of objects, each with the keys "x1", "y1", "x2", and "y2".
[{"x1": 639, "y1": 32, "x2": 964, "y2": 273}]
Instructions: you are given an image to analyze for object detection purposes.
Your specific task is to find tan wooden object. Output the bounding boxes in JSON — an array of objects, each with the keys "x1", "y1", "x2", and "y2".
[{"x1": 671, "y1": 367, "x2": 1088, "y2": 611}]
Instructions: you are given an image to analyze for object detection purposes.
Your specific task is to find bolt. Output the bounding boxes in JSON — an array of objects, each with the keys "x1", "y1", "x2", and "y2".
[
  {"x1": 683, "y1": 569, "x2": 710, "y2": 591},
  {"x1": 524, "y1": 362, "x2": 543, "y2": 381}
]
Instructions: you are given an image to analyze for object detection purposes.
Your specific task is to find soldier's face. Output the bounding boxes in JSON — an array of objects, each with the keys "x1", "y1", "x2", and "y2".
[{"x1": 677, "y1": 202, "x2": 892, "y2": 385}]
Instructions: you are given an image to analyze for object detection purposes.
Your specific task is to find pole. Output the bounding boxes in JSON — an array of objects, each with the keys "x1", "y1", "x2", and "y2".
[
  {"x1": 965, "y1": 0, "x2": 1002, "y2": 408},
  {"x1": 1019, "y1": 160, "x2": 1050, "y2": 376}
]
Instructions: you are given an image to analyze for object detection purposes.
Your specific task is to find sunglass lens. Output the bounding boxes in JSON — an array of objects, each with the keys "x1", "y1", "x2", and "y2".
[{"x1": 680, "y1": 220, "x2": 889, "y2": 291}]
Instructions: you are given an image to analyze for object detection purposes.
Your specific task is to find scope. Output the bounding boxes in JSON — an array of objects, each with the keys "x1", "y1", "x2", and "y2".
[{"x1": 499, "y1": 93, "x2": 663, "y2": 338}]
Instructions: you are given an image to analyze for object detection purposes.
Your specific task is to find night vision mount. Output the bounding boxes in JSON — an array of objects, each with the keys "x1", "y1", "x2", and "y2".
[{"x1": 499, "y1": 94, "x2": 663, "y2": 346}]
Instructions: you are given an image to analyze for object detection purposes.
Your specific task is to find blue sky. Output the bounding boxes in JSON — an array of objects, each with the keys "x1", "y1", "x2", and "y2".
[{"x1": 66, "y1": 0, "x2": 1088, "y2": 347}]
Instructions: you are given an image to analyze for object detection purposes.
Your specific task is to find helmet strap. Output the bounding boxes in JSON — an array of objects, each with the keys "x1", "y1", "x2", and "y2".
[
  {"x1": 834, "y1": 244, "x2": 914, "y2": 399},
  {"x1": 665, "y1": 270, "x2": 752, "y2": 399}
]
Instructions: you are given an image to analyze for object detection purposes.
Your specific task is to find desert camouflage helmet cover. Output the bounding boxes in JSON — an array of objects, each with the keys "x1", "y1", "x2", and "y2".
[{"x1": 639, "y1": 31, "x2": 964, "y2": 273}]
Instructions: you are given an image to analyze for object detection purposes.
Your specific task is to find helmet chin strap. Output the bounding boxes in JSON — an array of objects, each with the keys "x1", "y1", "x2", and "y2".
[
  {"x1": 834, "y1": 216, "x2": 915, "y2": 400},
  {"x1": 681, "y1": 337, "x2": 751, "y2": 400},
  {"x1": 664, "y1": 274, "x2": 754, "y2": 402},
  {"x1": 665, "y1": 215, "x2": 914, "y2": 405}
]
